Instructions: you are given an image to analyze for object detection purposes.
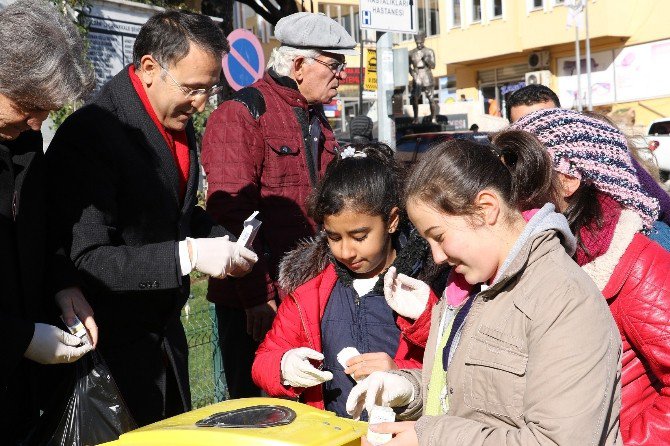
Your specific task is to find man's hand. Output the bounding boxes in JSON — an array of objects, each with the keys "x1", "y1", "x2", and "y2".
[
  {"x1": 344, "y1": 352, "x2": 398, "y2": 381},
  {"x1": 362, "y1": 421, "x2": 418, "y2": 446},
  {"x1": 245, "y1": 300, "x2": 278, "y2": 342},
  {"x1": 55, "y1": 286, "x2": 98, "y2": 347},
  {"x1": 189, "y1": 236, "x2": 258, "y2": 278},
  {"x1": 24, "y1": 323, "x2": 93, "y2": 364}
]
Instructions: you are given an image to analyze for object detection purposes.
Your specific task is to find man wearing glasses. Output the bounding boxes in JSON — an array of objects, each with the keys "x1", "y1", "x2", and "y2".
[
  {"x1": 201, "y1": 12, "x2": 355, "y2": 399},
  {"x1": 46, "y1": 11, "x2": 257, "y2": 426}
]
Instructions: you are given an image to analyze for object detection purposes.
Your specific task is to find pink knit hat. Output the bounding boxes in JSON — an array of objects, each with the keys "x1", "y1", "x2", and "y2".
[{"x1": 512, "y1": 108, "x2": 659, "y2": 231}]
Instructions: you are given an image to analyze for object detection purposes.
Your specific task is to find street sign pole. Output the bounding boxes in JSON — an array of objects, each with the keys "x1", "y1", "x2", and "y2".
[
  {"x1": 359, "y1": 0, "x2": 417, "y2": 148},
  {"x1": 377, "y1": 32, "x2": 394, "y2": 146}
]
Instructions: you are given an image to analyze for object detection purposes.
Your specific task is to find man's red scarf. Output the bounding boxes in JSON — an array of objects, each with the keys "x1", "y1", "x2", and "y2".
[{"x1": 129, "y1": 65, "x2": 190, "y2": 201}]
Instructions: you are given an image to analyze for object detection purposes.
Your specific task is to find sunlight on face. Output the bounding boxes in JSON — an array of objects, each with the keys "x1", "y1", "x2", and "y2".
[
  {"x1": 323, "y1": 208, "x2": 395, "y2": 279},
  {"x1": 407, "y1": 199, "x2": 499, "y2": 285}
]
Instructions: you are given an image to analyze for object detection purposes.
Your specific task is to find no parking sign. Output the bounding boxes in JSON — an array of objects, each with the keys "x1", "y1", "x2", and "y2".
[{"x1": 222, "y1": 29, "x2": 265, "y2": 91}]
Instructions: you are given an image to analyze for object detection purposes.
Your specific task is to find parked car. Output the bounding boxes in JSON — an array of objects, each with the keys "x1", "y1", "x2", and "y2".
[
  {"x1": 395, "y1": 131, "x2": 491, "y2": 166},
  {"x1": 646, "y1": 118, "x2": 670, "y2": 181}
]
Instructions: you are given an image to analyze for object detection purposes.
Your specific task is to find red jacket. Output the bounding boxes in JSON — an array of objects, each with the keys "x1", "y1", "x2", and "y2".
[
  {"x1": 201, "y1": 71, "x2": 338, "y2": 308},
  {"x1": 602, "y1": 233, "x2": 670, "y2": 445},
  {"x1": 252, "y1": 263, "x2": 438, "y2": 410}
]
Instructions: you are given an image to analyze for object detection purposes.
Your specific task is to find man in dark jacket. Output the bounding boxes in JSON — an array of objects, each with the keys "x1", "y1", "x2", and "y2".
[
  {"x1": 0, "y1": 0, "x2": 98, "y2": 442},
  {"x1": 46, "y1": 11, "x2": 257, "y2": 426},
  {"x1": 201, "y1": 12, "x2": 355, "y2": 398}
]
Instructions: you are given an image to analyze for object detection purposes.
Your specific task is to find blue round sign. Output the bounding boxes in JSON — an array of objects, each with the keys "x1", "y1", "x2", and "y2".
[{"x1": 223, "y1": 29, "x2": 265, "y2": 91}]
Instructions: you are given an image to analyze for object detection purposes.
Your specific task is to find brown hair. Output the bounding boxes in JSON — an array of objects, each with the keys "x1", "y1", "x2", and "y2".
[{"x1": 405, "y1": 130, "x2": 556, "y2": 218}]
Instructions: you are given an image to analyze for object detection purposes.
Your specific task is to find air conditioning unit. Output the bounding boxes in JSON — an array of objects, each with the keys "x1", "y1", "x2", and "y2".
[
  {"x1": 528, "y1": 51, "x2": 550, "y2": 70},
  {"x1": 525, "y1": 70, "x2": 552, "y2": 86}
]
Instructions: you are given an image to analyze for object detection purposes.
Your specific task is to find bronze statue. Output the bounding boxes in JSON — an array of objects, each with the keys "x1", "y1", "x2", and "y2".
[{"x1": 409, "y1": 31, "x2": 437, "y2": 123}]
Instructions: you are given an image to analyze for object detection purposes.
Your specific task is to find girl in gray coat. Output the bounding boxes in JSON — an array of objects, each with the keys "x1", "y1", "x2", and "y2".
[{"x1": 346, "y1": 131, "x2": 623, "y2": 446}]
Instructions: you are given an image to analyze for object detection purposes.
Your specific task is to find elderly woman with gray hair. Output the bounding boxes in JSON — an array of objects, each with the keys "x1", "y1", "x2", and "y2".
[{"x1": 0, "y1": 0, "x2": 96, "y2": 441}]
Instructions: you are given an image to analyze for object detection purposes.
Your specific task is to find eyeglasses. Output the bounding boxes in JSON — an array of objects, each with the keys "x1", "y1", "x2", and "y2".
[
  {"x1": 156, "y1": 60, "x2": 223, "y2": 99},
  {"x1": 311, "y1": 58, "x2": 347, "y2": 75}
]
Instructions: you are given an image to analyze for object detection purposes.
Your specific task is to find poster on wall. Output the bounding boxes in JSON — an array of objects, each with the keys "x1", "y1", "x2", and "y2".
[
  {"x1": 557, "y1": 38, "x2": 670, "y2": 108},
  {"x1": 614, "y1": 39, "x2": 670, "y2": 102},
  {"x1": 556, "y1": 50, "x2": 615, "y2": 109},
  {"x1": 80, "y1": 1, "x2": 159, "y2": 95}
]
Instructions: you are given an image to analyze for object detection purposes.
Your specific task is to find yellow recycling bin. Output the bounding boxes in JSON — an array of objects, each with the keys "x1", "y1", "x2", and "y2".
[{"x1": 99, "y1": 397, "x2": 367, "y2": 446}]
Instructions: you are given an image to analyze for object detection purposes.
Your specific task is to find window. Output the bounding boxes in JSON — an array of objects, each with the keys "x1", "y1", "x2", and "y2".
[
  {"x1": 472, "y1": 0, "x2": 482, "y2": 22},
  {"x1": 426, "y1": 0, "x2": 440, "y2": 35},
  {"x1": 533, "y1": 0, "x2": 543, "y2": 8},
  {"x1": 452, "y1": 0, "x2": 461, "y2": 27},
  {"x1": 397, "y1": 0, "x2": 440, "y2": 42},
  {"x1": 492, "y1": 0, "x2": 503, "y2": 18}
]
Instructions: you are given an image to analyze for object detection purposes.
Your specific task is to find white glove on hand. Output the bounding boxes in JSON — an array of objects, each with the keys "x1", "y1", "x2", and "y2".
[
  {"x1": 346, "y1": 371, "x2": 414, "y2": 420},
  {"x1": 24, "y1": 323, "x2": 93, "y2": 365},
  {"x1": 190, "y1": 236, "x2": 258, "y2": 278},
  {"x1": 280, "y1": 347, "x2": 333, "y2": 388},
  {"x1": 383, "y1": 266, "x2": 430, "y2": 320}
]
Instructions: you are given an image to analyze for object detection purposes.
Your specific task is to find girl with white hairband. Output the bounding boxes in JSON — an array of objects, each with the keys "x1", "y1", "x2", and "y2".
[{"x1": 251, "y1": 142, "x2": 446, "y2": 420}]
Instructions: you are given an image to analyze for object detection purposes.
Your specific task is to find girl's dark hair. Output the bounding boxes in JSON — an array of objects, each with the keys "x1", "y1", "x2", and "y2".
[
  {"x1": 405, "y1": 130, "x2": 555, "y2": 218},
  {"x1": 308, "y1": 143, "x2": 403, "y2": 224},
  {"x1": 563, "y1": 183, "x2": 603, "y2": 256}
]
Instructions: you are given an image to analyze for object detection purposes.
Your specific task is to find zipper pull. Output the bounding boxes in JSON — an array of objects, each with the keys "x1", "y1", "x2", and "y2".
[{"x1": 12, "y1": 191, "x2": 17, "y2": 221}]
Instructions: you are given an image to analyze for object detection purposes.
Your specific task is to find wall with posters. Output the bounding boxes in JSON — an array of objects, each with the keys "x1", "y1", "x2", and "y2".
[{"x1": 557, "y1": 38, "x2": 670, "y2": 110}]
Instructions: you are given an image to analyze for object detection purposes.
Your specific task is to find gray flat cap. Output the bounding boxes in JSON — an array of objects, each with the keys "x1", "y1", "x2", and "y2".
[{"x1": 275, "y1": 12, "x2": 357, "y2": 55}]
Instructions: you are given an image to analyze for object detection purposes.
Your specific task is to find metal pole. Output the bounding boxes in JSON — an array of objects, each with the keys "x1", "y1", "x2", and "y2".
[
  {"x1": 359, "y1": 27, "x2": 364, "y2": 113},
  {"x1": 377, "y1": 32, "x2": 395, "y2": 146},
  {"x1": 584, "y1": 0, "x2": 592, "y2": 111},
  {"x1": 575, "y1": 23, "x2": 582, "y2": 112}
]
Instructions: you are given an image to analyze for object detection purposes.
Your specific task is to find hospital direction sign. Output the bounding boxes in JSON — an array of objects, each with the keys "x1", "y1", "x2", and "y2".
[{"x1": 359, "y1": 0, "x2": 418, "y2": 34}]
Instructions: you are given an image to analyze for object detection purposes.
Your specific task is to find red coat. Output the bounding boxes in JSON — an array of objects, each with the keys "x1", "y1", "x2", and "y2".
[
  {"x1": 252, "y1": 263, "x2": 438, "y2": 410},
  {"x1": 604, "y1": 233, "x2": 670, "y2": 444},
  {"x1": 201, "y1": 72, "x2": 338, "y2": 308}
]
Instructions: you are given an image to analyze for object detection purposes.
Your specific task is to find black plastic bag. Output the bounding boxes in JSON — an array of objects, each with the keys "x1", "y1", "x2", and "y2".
[{"x1": 44, "y1": 351, "x2": 137, "y2": 446}]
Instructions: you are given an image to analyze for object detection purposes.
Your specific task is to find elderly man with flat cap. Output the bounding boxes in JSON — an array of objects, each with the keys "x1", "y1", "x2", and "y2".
[{"x1": 201, "y1": 12, "x2": 355, "y2": 398}]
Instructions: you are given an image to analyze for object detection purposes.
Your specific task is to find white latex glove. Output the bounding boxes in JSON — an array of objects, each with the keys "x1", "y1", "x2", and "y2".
[
  {"x1": 280, "y1": 347, "x2": 333, "y2": 388},
  {"x1": 24, "y1": 323, "x2": 93, "y2": 365},
  {"x1": 190, "y1": 236, "x2": 258, "y2": 278},
  {"x1": 346, "y1": 371, "x2": 414, "y2": 420},
  {"x1": 383, "y1": 266, "x2": 430, "y2": 320}
]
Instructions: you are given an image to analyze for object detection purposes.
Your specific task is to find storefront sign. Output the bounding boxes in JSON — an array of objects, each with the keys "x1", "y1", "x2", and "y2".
[
  {"x1": 364, "y1": 49, "x2": 377, "y2": 91},
  {"x1": 341, "y1": 67, "x2": 365, "y2": 85},
  {"x1": 557, "y1": 38, "x2": 670, "y2": 108}
]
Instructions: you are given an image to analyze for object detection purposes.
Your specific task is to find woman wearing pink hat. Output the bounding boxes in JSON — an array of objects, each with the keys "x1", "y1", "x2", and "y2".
[{"x1": 514, "y1": 108, "x2": 670, "y2": 445}]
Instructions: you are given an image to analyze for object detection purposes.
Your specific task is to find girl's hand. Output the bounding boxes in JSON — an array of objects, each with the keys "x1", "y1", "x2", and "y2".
[
  {"x1": 361, "y1": 421, "x2": 418, "y2": 446},
  {"x1": 345, "y1": 352, "x2": 398, "y2": 380},
  {"x1": 383, "y1": 267, "x2": 430, "y2": 320}
]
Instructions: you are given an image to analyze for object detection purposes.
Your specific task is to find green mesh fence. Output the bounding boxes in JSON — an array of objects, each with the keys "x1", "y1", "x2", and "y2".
[{"x1": 181, "y1": 285, "x2": 228, "y2": 409}]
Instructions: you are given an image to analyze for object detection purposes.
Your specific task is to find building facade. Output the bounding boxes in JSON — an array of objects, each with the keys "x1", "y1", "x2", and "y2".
[{"x1": 435, "y1": 0, "x2": 670, "y2": 127}]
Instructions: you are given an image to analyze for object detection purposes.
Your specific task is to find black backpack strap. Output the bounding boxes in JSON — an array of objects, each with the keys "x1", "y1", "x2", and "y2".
[{"x1": 231, "y1": 87, "x2": 266, "y2": 120}]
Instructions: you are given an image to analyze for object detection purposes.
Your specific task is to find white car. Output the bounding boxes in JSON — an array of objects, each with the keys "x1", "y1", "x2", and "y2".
[{"x1": 646, "y1": 118, "x2": 670, "y2": 181}]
